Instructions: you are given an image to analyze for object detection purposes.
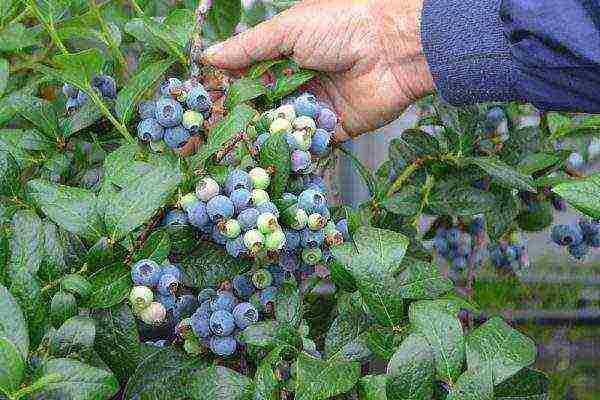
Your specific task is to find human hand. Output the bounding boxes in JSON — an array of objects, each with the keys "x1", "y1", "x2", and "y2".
[{"x1": 202, "y1": 0, "x2": 434, "y2": 141}]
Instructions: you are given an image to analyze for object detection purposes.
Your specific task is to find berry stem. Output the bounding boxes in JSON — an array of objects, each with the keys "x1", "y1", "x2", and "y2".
[{"x1": 190, "y1": 0, "x2": 212, "y2": 80}]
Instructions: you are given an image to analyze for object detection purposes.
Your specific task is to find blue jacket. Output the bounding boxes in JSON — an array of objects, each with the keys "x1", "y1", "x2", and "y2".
[{"x1": 421, "y1": 0, "x2": 600, "y2": 111}]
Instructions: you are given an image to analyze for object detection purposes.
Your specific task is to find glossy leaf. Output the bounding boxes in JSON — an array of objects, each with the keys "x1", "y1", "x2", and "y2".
[
  {"x1": 86, "y1": 263, "x2": 131, "y2": 309},
  {"x1": 8, "y1": 210, "x2": 43, "y2": 279},
  {"x1": 260, "y1": 129, "x2": 291, "y2": 199},
  {"x1": 225, "y1": 78, "x2": 267, "y2": 109},
  {"x1": 268, "y1": 70, "x2": 316, "y2": 101},
  {"x1": 467, "y1": 156, "x2": 536, "y2": 193},
  {"x1": 204, "y1": 0, "x2": 242, "y2": 41},
  {"x1": 324, "y1": 312, "x2": 372, "y2": 362},
  {"x1": 494, "y1": 368, "x2": 549, "y2": 400},
  {"x1": 358, "y1": 375, "x2": 387, "y2": 400},
  {"x1": 0, "y1": 23, "x2": 39, "y2": 52},
  {"x1": 0, "y1": 285, "x2": 28, "y2": 361},
  {"x1": 446, "y1": 367, "x2": 493, "y2": 400},
  {"x1": 0, "y1": 337, "x2": 25, "y2": 395},
  {"x1": 188, "y1": 366, "x2": 252, "y2": 400},
  {"x1": 386, "y1": 333, "x2": 435, "y2": 400},
  {"x1": 293, "y1": 352, "x2": 361, "y2": 400},
  {"x1": 59, "y1": 102, "x2": 104, "y2": 138},
  {"x1": 396, "y1": 259, "x2": 453, "y2": 299},
  {"x1": 0, "y1": 58, "x2": 8, "y2": 98},
  {"x1": 382, "y1": 185, "x2": 421, "y2": 216},
  {"x1": 552, "y1": 173, "x2": 600, "y2": 218},
  {"x1": 60, "y1": 274, "x2": 93, "y2": 300},
  {"x1": 50, "y1": 316, "x2": 96, "y2": 357}
]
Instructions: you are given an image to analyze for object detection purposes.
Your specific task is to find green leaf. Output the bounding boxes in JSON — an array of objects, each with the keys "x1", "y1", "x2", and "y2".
[
  {"x1": 400, "y1": 129, "x2": 441, "y2": 158},
  {"x1": 338, "y1": 145, "x2": 379, "y2": 197},
  {"x1": 9, "y1": 271, "x2": 46, "y2": 348},
  {"x1": 52, "y1": 49, "x2": 105, "y2": 86},
  {"x1": 103, "y1": 163, "x2": 181, "y2": 242},
  {"x1": 268, "y1": 70, "x2": 316, "y2": 101},
  {"x1": 115, "y1": 58, "x2": 175, "y2": 124},
  {"x1": 367, "y1": 326, "x2": 404, "y2": 362},
  {"x1": 91, "y1": 304, "x2": 142, "y2": 383},
  {"x1": 0, "y1": 59, "x2": 8, "y2": 98},
  {"x1": 0, "y1": 23, "x2": 39, "y2": 52},
  {"x1": 275, "y1": 287, "x2": 302, "y2": 328},
  {"x1": 248, "y1": 60, "x2": 285, "y2": 80},
  {"x1": 494, "y1": 368, "x2": 549, "y2": 400},
  {"x1": 203, "y1": 0, "x2": 242, "y2": 41},
  {"x1": 28, "y1": 179, "x2": 105, "y2": 242},
  {"x1": 331, "y1": 227, "x2": 408, "y2": 326},
  {"x1": 465, "y1": 317, "x2": 536, "y2": 385},
  {"x1": 447, "y1": 367, "x2": 493, "y2": 400},
  {"x1": 50, "y1": 291, "x2": 78, "y2": 328},
  {"x1": 485, "y1": 190, "x2": 520, "y2": 242},
  {"x1": 552, "y1": 173, "x2": 600, "y2": 218},
  {"x1": 0, "y1": 284, "x2": 28, "y2": 365},
  {"x1": 132, "y1": 229, "x2": 171, "y2": 264},
  {"x1": 386, "y1": 333, "x2": 434, "y2": 400},
  {"x1": 467, "y1": 157, "x2": 535, "y2": 193},
  {"x1": 188, "y1": 366, "x2": 252, "y2": 400},
  {"x1": 124, "y1": 347, "x2": 207, "y2": 400},
  {"x1": 86, "y1": 263, "x2": 131, "y2": 309},
  {"x1": 163, "y1": 9, "x2": 195, "y2": 48},
  {"x1": 382, "y1": 185, "x2": 421, "y2": 216},
  {"x1": 39, "y1": 221, "x2": 70, "y2": 282},
  {"x1": 0, "y1": 337, "x2": 25, "y2": 394},
  {"x1": 259, "y1": 130, "x2": 291, "y2": 199},
  {"x1": 32, "y1": 358, "x2": 119, "y2": 400},
  {"x1": 428, "y1": 182, "x2": 496, "y2": 216},
  {"x1": 324, "y1": 312, "x2": 372, "y2": 362},
  {"x1": 409, "y1": 300, "x2": 465, "y2": 383},
  {"x1": 396, "y1": 259, "x2": 453, "y2": 299},
  {"x1": 124, "y1": 17, "x2": 186, "y2": 62},
  {"x1": 293, "y1": 352, "x2": 361, "y2": 400},
  {"x1": 59, "y1": 101, "x2": 104, "y2": 138},
  {"x1": 225, "y1": 78, "x2": 267, "y2": 109},
  {"x1": 190, "y1": 104, "x2": 256, "y2": 168},
  {"x1": 253, "y1": 346, "x2": 286, "y2": 400},
  {"x1": 29, "y1": 0, "x2": 69, "y2": 25},
  {"x1": 15, "y1": 96, "x2": 60, "y2": 139},
  {"x1": 517, "y1": 153, "x2": 561, "y2": 175},
  {"x1": 50, "y1": 316, "x2": 96, "y2": 357},
  {"x1": 8, "y1": 210, "x2": 43, "y2": 280},
  {"x1": 60, "y1": 274, "x2": 93, "y2": 300},
  {"x1": 358, "y1": 375, "x2": 387, "y2": 400},
  {"x1": 0, "y1": 150, "x2": 20, "y2": 198},
  {"x1": 238, "y1": 320, "x2": 292, "y2": 349}
]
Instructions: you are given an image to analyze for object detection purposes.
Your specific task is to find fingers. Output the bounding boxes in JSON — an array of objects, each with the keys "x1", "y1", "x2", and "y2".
[{"x1": 202, "y1": 12, "x2": 296, "y2": 70}]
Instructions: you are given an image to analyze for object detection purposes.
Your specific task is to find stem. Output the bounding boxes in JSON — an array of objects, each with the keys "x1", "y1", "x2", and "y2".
[
  {"x1": 190, "y1": 0, "x2": 213, "y2": 80},
  {"x1": 28, "y1": 1, "x2": 69, "y2": 55},
  {"x1": 129, "y1": 0, "x2": 144, "y2": 16},
  {"x1": 90, "y1": 0, "x2": 128, "y2": 75},
  {"x1": 88, "y1": 90, "x2": 136, "y2": 143},
  {"x1": 387, "y1": 161, "x2": 421, "y2": 197}
]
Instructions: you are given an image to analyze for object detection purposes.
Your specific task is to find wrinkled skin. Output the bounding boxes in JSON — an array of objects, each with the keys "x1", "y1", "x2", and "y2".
[{"x1": 202, "y1": 0, "x2": 434, "y2": 141}]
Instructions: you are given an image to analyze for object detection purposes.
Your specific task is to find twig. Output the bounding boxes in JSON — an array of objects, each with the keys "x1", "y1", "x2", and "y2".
[{"x1": 190, "y1": 0, "x2": 213, "y2": 80}]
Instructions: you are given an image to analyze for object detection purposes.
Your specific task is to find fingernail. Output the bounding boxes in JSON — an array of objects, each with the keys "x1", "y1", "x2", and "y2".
[{"x1": 203, "y1": 43, "x2": 224, "y2": 61}]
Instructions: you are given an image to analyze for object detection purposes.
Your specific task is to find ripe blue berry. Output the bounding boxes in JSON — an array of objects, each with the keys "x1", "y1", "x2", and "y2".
[
  {"x1": 157, "y1": 273, "x2": 179, "y2": 296},
  {"x1": 230, "y1": 188, "x2": 252, "y2": 214},
  {"x1": 249, "y1": 167, "x2": 270, "y2": 190},
  {"x1": 567, "y1": 152, "x2": 584, "y2": 170},
  {"x1": 258, "y1": 286, "x2": 279, "y2": 308},
  {"x1": 294, "y1": 93, "x2": 319, "y2": 118},
  {"x1": 138, "y1": 100, "x2": 156, "y2": 119},
  {"x1": 162, "y1": 210, "x2": 188, "y2": 227},
  {"x1": 191, "y1": 310, "x2": 211, "y2": 338},
  {"x1": 155, "y1": 97, "x2": 184, "y2": 127},
  {"x1": 256, "y1": 201, "x2": 280, "y2": 218},
  {"x1": 298, "y1": 189, "x2": 327, "y2": 214},
  {"x1": 568, "y1": 242, "x2": 588, "y2": 259},
  {"x1": 76, "y1": 90, "x2": 90, "y2": 107},
  {"x1": 173, "y1": 295, "x2": 198, "y2": 323},
  {"x1": 196, "y1": 177, "x2": 220, "y2": 202},
  {"x1": 304, "y1": 175, "x2": 327, "y2": 194},
  {"x1": 187, "y1": 85, "x2": 212, "y2": 112},
  {"x1": 225, "y1": 169, "x2": 253, "y2": 195},
  {"x1": 278, "y1": 251, "x2": 300, "y2": 272},
  {"x1": 336, "y1": 219, "x2": 350, "y2": 241},
  {"x1": 198, "y1": 288, "x2": 217, "y2": 304},
  {"x1": 209, "y1": 335, "x2": 236, "y2": 356},
  {"x1": 283, "y1": 229, "x2": 301, "y2": 251},
  {"x1": 226, "y1": 236, "x2": 247, "y2": 258},
  {"x1": 233, "y1": 302, "x2": 259, "y2": 329},
  {"x1": 65, "y1": 97, "x2": 79, "y2": 112},
  {"x1": 446, "y1": 228, "x2": 461, "y2": 246},
  {"x1": 182, "y1": 110, "x2": 204, "y2": 132},
  {"x1": 211, "y1": 291, "x2": 237, "y2": 312},
  {"x1": 579, "y1": 218, "x2": 600, "y2": 237},
  {"x1": 233, "y1": 274, "x2": 255, "y2": 299},
  {"x1": 62, "y1": 83, "x2": 78, "y2": 98},
  {"x1": 254, "y1": 133, "x2": 270, "y2": 152},
  {"x1": 551, "y1": 224, "x2": 583, "y2": 246},
  {"x1": 163, "y1": 125, "x2": 190, "y2": 149},
  {"x1": 206, "y1": 195, "x2": 235, "y2": 221},
  {"x1": 300, "y1": 228, "x2": 325, "y2": 247},
  {"x1": 92, "y1": 75, "x2": 117, "y2": 99},
  {"x1": 587, "y1": 233, "x2": 600, "y2": 248},
  {"x1": 291, "y1": 150, "x2": 311, "y2": 173},
  {"x1": 131, "y1": 259, "x2": 161, "y2": 287},
  {"x1": 238, "y1": 208, "x2": 259, "y2": 231},
  {"x1": 317, "y1": 107, "x2": 337, "y2": 132},
  {"x1": 211, "y1": 224, "x2": 228, "y2": 245},
  {"x1": 468, "y1": 216, "x2": 485, "y2": 235},
  {"x1": 187, "y1": 200, "x2": 209, "y2": 228},
  {"x1": 452, "y1": 256, "x2": 468, "y2": 270},
  {"x1": 137, "y1": 118, "x2": 164, "y2": 142},
  {"x1": 209, "y1": 310, "x2": 236, "y2": 336},
  {"x1": 157, "y1": 293, "x2": 176, "y2": 310}
]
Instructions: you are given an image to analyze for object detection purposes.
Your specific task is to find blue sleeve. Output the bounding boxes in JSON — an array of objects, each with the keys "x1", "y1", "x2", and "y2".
[{"x1": 421, "y1": 0, "x2": 600, "y2": 112}]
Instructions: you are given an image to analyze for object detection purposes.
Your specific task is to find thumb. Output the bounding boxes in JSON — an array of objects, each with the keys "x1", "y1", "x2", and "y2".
[{"x1": 202, "y1": 14, "x2": 295, "y2": 70}]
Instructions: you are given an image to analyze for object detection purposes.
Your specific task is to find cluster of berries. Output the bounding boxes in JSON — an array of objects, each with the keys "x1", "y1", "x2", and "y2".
[
  {"x1": 128, "y1": 260, "x2": 199, "y2": 330},
  {"x1": 62, "y1": 75, "x2": 117, "y2": 112},
  {"x1": 551, "y1": 218, "x2": 600, "y2": 259},
  {"x1": 488, "y1": 232, "x2": 530, "y2": 272},
  {"x1": 476, "y1": 106, "x2": 510, "y2": 154},
  {"x1": 136, "y1": 77, "x2": 211, "y2": 151},
  {"x1": 433, "y1": 217, "x2": 486, "y2": 272},
  {"x1": 177, "y1": 287, "x2": 260, "y2": 356},
  {"x1": 254, "y1": 92, "x2": 337, "y2": 173},
  {"x1": 179, "y1": 167, "x2": 288, "y2": 256}
]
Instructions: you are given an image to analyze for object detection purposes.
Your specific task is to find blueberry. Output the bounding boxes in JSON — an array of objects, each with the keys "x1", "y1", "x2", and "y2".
[
  {"x1": 157, "y1": 273, "x2": 179, "y2": 296},
  {"x1": 173, "y1": 295, "x2": 199, "y2": 322},
  {"x1": 209, "y1": 335, "x2": 237, "y2": 356},
  {"x1": 161, "y1": 264, "x2": 182, "y2": 282},
  {"x1": 65, "y1": 97, "x2": 79, "y2": 112},
  {"x1": 267, "y1": 264, "x2": 286, "y2": 286},
  {"x1": 452, "y1": 256, "x2": 468, "y2": 270},
  {"x1": 256, "y1": 201, "x2": 280, "y2": 218},
  {"x1": 157, "y1": 293, "x2": 176, "y2": 310},
  {"x1": 551, "y1": 196, "x2": 567, "y2": 212},
  {"x1": 191, "y1": 310, "x2": 211, "y2": 338},
  {"x1": 244, "y1": 229, "x2": 265, "y2": 254},
  {"x1": 225, "y1": 169, "x2": 253, "y2": 195},
  {"x1": 447, "y1": 228, "x2": 461, "y2": 246},
  {"x1": 238, "y1": 208, "x2": 260, "y2": 231},
  {"x1": 468, "y1": 216, "x2": 485, "y2": 235},
  {"x1": 206, "y1": 195, "x2": 235, "y2": 221},
  {"x1": 140, "y1": 302, "x2": 167, "y2": 325},
  {"x1": 270, "y1": 118, "x2": 292, "y2": 135},
  {"x1": 568, "y1": 242, "x2": 588, "y2": 260},
  {"x1": 567, "y1": 152, "x2": 585, "y2": 170},
  {"x1": 162, "y1": 210, "x2": 188, "y2": 227},
  {"x1": 254, "y1": 133, "x2": 270, "y2": 153},
  {"x1": 226, "y1": 236, "x2": 248, "y2": 258},
  {"x1": 187, "y1": 85, "x2": 212, "y2": 112},
  {"x1": 137, "y1": 118, "x2": 164, "y2": 142},
  {"x1": 249, "y1": 167, "x2": 270, "y2": 190},
  {"x1": 163, "y1": 125, "x2": 190, "y2": 149},
  {"x1": 233, "y1": 302, "x2": 259, "y2": 329},
  {"x1": 92, "y1": 75, "x2": 117, "y2": 99},
  {"x1": 196, "y1": 177, "x2": 220, "y2": 202},
  {"x1": 257, "y1": 212, "x2": 279, "y2": 234},
  {"x1": 293, "y1": 93, "x2": 319, "y2": 118},
  {"x1": 265, "y1": 229, "x2": 286, "y2": 251},
  {"x1": 258, "y1": 286, "x2": 279, "y2": 308},
  {"x1": 283, "y1": 229, "x2": 301, "y2": 251},
  {"x1": 287, "y1": 130, "x2": 312, "y2": 151},
  {"x1": 209, "y1": 310, "x2": 236, "y2": 336},
  {"x1": 305, "y1": 175, "x2": 327, "y2": 194},
  {"x1": 154, "y1": 97, "x2": 184, "y2": 127},
  {"x1": 252, "y1": 269, "x2": 273, "y2": 289},
  {"x1": 62, "y1": 83, "x2": 78, "y2": 98},
  {"x1": 233, "y1": 274, "x2": 255, "y2": 299},
  {"x1": 138, "y1": 100, "x2": 156, "y2": 119},
  {"x1": 180, "y1": 193, "x2": 199, "y2": 212},
  {"x1": 211, "y1": 224, "x2": 228, "y2": 245},
  {"x1": 230, "y1": 188, "x2": 252, "y2": 214},
  {"x1": 551, "y1": 224, "x2": 583, "y2": 246},
  {"x1": 291, "y1": 150, "x2": 312, "y2": 173},
  {"x1": 278, "y1": 251, "x2": 300, "y2": 272},
  {"x1": 336, "y1": 219, "x2": 350, "y2": 241},
  {"x1": 298, "y1": 189, "x2": 326, "y2": 214},
  {"x1": 486, "y1": 106, "x2": 506, "y2": 123},
  {"x1": 187, "y1": 200, "x2": 210, "y2": 228},
  {"x1": 587, "y1": 233, "x2": 600, "y2": 247},
  {"x1": 300, "y1": 228, "x2": 325, "y2": 247},
  {"x1": 129, "y1": 285, "x2": 154, "y2": 311},
  {"x1": 198, "y1": 288, "x2": 217, "y2": 304},
  {"x1": 131, "y1": 259, "x2": 161, "y2": 287},
  {"x1": 182, "y1": 110, "x2": 204, "y2": 132},
  {"x1": 76, "y1": 89, "x2": 90, "y2": 107},
  {"x1": 317, "y1": 107, "x2": 337, "y2": 132},
  {"x1": 210, "y1": 291, "x2": 237, "y2": 312},
  {"x1": 251, "y1": 189, "x2": 270, "y2": 206},
  {"x1": 220, "y1": 219, "x2": 242, "y2": 239},
  {"x1": 160, "y1": 77, "x2": 183, "y2": 96},
  {"x1": 302, "y1": 247, "x2": 322, "y2": 265},
  {"x1": 579, "y1": 218, "x2": 600, "y2": 237}
]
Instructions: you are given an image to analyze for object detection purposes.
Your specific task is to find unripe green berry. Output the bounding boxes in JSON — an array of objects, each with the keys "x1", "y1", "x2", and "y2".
[
  {"x1": 325, "y1": 229, "x2": 344, "y2": 246},
  {"x1": 257, "y1": 212, "x2": 279, "y2": 235},
  {"x1": 293, "y1": 116, "x2": 316, "y2": 135},
  {"x1": 184, "y1": 337, "x2": 203, "y2": 354},
  {"x1": 140, "y1": 302, "x2": 166, "y2": 325},
  {"x1": 252, "y1": 269, "x2": 273, "y2": 289},
  {"x1": 270, "y1": 118, "x2": 292, "y2": 134},
  {"x1": 302, "y1": 247, "x2": 322, "y2": 266},
  {"x1": 182, "y1": 110, "x2": 204, "y2": 132},
  {"x1": 291, "y1": 130, "x2": 312, "y2": 151},
  {"x1": 149, "y1": 140, "x2": 167, "y2": 153},
  {"x1": 275, "y1": 104, "x2": 296, "y2": 121},
  {"x1": 180, "y1": 192, "x2": 199, "y2": 212},
  {"x1": 244, "y1": 229, "x2": 265, "y2": 254},
  {"x1": 249, "y1": 167, "x2": 270, "y2": 190},
  {"x1": 307, "y1": 213, "x2": 327, "y2": 231},
  {"x1": 265, "y1": 229, "x2": 286, "y2": 250},
  {"x1": 221, "y1": 219, "x2": 242, "y2": 239},
  {"x1": 282, "y1": 205, "x2": 308, "y2": 230},
  {"x1": 251, "y1": 189, "x2": 270, "y2": 206},
  {"x1": 130, "y1": 285, "x2": 154, "y2": 314}
]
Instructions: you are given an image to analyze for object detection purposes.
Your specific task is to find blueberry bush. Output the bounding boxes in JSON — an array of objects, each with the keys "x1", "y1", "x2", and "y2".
[{"x1": 0, "y1": 0, "x2": 598, "y2": 399}]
